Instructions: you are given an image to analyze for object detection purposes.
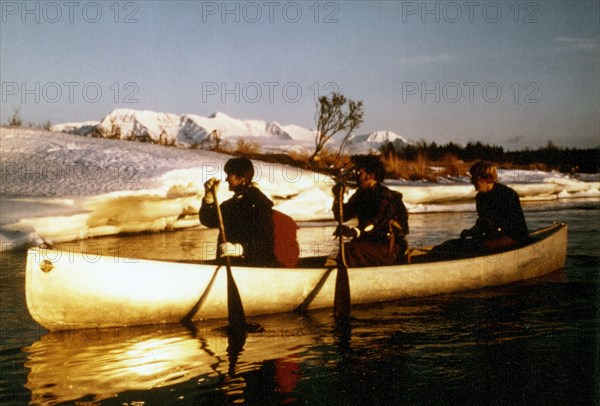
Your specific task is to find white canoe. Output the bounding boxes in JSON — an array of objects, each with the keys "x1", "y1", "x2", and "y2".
[{"x1": 25, "y1": 223, "x2": 567, "y2": 331}]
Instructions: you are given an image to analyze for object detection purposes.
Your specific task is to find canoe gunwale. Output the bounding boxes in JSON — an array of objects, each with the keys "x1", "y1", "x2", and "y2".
[{"x1": 406, "y1": 222, "x2": 565, "y2": 265}]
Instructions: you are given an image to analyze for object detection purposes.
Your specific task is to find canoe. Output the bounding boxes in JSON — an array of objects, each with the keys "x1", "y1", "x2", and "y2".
[{"x1": 25, "y1": 223, "x2": 567, "y2": 331}]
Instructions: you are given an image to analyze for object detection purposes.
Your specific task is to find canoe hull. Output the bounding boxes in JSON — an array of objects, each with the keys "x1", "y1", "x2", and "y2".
[{"x1": 26, "y1": 224, "x2": 567, "y2": 330}]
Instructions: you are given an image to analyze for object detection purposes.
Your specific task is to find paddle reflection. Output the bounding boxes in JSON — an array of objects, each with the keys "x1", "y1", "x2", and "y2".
[{"x1": 24, "y1": 315, "x2": 325, "y2": 405}]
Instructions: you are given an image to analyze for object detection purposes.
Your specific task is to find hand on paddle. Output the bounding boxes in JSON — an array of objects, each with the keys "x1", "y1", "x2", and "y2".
[
  {"x1": 332, "y1": 182, "x2": 346, "y2": 200},
  {"x1": 220, "y1": 242, "x2": 244, "y2": 258},
  {"x1": 460, "y1": 228, "x2": 474, "y2": 239},
  {"x1": 203, "y1": 178, "x2": 220, "y2": 204},
  {"x1": 334, "y1": 225, "x2": 359, "y2": 239}
]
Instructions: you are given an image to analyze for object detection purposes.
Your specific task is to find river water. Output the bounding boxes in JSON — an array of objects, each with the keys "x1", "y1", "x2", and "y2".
[{"x1": 1, "y1": 199, "x2": 598, "y2": 405}]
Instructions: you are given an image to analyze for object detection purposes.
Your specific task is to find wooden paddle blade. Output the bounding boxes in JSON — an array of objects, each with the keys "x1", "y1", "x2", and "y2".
[
  {"x1": 226, "y1": 265, "x2": 247, "y2": 333},
  {"x1": 333, "y1": 265, "x2": 350, "y2": 319}
]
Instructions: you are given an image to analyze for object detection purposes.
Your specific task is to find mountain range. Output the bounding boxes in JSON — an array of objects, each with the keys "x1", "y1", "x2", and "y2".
[{"x1": 51, "y1": 108, "x2": 413, "y2": 154}]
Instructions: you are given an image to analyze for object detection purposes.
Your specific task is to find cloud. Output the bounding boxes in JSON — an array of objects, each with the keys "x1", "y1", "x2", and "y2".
[
  {"x1": 555, "y1": 37, "x2": 598, "y2": 52},
  {"x1": 396, "y1": 53, "x2": 454, "y2": 65}
]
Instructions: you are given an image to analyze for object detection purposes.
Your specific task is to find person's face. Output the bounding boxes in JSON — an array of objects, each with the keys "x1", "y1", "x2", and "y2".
[
  {"x1": 226, "y1": 173, "x2": 245, "y2": 191},
  {"x1": 356, "y1": 168, "x2": 376, "y2": 189},
  {"x1": 471, "y1": 177, "x2": 493, "y2": 192}
]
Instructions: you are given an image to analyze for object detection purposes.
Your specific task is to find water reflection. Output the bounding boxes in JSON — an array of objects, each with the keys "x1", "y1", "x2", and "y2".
[
  {"x1": 11, "y1": 200, "x2": 598, "y2": 404},
  {"x1": 25, "y1": 325, "x2": 215, "y2": 404},
  {"x1": 23, "y1": 314, "x2": 327, "y2": 405},
  {"x1": 20, "y1": 275, "x2": 594, "y2": 405}
]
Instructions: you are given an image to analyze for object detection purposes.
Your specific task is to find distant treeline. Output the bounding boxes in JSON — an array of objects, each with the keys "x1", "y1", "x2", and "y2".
[{"x1": 382, "y1": 141, "x2": 600, "y2": 173}]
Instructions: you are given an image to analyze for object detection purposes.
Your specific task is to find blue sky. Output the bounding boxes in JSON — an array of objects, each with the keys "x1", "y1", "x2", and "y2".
[{"x1": 1, "y1": 1, "x2": 598, "y2": 149}]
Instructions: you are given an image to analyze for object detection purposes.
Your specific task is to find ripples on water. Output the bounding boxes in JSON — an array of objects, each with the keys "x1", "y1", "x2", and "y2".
[{"x1": 0, "y1": 199, "x2": 598, "y2": 405}]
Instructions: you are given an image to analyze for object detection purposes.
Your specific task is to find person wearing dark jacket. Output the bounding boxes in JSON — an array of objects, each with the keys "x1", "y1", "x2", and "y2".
[
  {"x1": 332, "y1": 155, "x2": 409, "y2": 267},
  {"x1": 460, "y1": 161, "x2": 529, "y2": 250},
  {"x1": 200, "y1": 157, "x2": 277, "y2": 267}
]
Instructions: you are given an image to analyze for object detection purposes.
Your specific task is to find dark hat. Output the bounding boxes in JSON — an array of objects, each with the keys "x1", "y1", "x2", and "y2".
[{"x1": 224, "y1": 157, "x2": 254, "y2": 184}]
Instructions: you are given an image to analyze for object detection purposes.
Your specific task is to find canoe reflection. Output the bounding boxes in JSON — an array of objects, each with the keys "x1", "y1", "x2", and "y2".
[{"x1": 24, "y1": 316, "x2": 324, "y2": 405}]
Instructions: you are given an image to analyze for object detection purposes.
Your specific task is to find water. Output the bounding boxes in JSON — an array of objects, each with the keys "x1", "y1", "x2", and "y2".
[{"x1": 1, "y1": 199, "x2": 598, "y2": 405}]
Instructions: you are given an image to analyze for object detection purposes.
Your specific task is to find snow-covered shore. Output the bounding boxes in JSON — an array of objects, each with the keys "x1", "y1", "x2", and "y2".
[{"x1": 1, "y1": 127, "x2": 598, "y2": 251}]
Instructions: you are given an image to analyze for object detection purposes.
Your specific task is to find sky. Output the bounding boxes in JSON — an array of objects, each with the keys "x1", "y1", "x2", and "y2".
[{"x1": 1, "y1": 1, "x2": 598, "y2": 149}]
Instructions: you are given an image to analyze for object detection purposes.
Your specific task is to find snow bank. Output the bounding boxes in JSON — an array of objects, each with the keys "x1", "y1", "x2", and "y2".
[{"x1": 1, "y1": 127, "x2": 597, "y2": 251}]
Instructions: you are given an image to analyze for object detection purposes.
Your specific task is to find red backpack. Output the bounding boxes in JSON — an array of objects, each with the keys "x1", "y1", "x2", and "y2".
[{"x1": 272, "y1": 210, "x2": 300, "y2": 268}]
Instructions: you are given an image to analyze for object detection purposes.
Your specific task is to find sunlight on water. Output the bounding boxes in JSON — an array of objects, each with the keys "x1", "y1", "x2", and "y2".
[
  {"x1": 24, "y1": 326, "x2": 219, "y2": 404},
  {"x1": 0, "y1": 199, "x2": 597, "y2": 405}
]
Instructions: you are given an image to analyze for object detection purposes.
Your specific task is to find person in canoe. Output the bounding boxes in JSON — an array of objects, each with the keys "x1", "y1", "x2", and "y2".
[
  {"x1": 332, "y1": 155, "x2": 409, "y2": 267},
  {"x1": 200, "y1": 157, "x2": 278, "y2": 267},
  {"x1": 460, "y1": 160, "x2": 529, "y2": 250}
]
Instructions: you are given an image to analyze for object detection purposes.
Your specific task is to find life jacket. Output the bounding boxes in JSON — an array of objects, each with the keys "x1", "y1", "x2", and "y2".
[
  {"x1": 387, "y1": 190, "x2": 409, "y2": 260},
  {"x1": 272, "y1": 210, "x2": 300, "y2": 268},
  {"x1": 388, "y1": 190, "x2": 409, "y2": 236}
]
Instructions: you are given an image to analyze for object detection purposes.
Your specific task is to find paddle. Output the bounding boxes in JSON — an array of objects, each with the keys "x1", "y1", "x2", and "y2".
[
  {"x1": 333, "y1": 182, "x2": 351, "y2": 319},
  {"x1": 293, "y1": 267, "x2": 334, "y2": 316},
  {"x1": 211, "y1": 184, "x2": 248, "y2": 334},
  {"x1": 180, "y1": 265, "x2": 221, "y2": 324}
]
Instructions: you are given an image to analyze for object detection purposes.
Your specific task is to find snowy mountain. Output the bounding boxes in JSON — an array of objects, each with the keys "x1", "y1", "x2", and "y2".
[
  {"x1": 52, "y1": 109, "x2": 299, "y2": 148},
  {"x1": 52, "y1": 108, "x2": 412, "y2": 153},
  {"x1": 50, "y1": 121, "x2": 99, "y2": 136},
  {"x1": 280, "y1": 124, "x2": 317, "y2": 143},
  {"x1": 348, "y1": 131, "x2": 413, "y2": 154}
]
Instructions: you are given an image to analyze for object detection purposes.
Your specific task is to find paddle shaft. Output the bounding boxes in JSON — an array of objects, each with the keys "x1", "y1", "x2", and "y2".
[
  {"x1": 337, "y1": 186, "x2": 348, "y2": 267},
  {"x1": 212, "y1": 186, "x2": 247, "y2": 331},
  {"x1": 333, "y1": 184, "x2": 350, "y2": 318},
  {"x1": 180, "y1": 265, "x2": 220, "y2": 323}
]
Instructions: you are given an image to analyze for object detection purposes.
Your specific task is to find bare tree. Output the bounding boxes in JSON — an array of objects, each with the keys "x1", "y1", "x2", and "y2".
[
  {"x1": 308, "y1": 92, "x2": 364, "y2": 167},
  {"x1": 209, "y1": 129, "x2": 222, "y2": 151},
  {"x1": 8, "y1": 105, "x2": 23, "y2": 127}
]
